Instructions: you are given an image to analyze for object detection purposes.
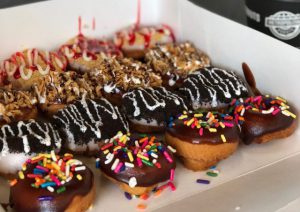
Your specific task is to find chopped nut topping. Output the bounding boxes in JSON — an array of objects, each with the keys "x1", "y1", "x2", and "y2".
[
  {"x1": 145, "y1": 42, "x2": 210, "y2": 77},
  {"x1": 0, "y1": 88, "x2": 37, "y2": 123}
]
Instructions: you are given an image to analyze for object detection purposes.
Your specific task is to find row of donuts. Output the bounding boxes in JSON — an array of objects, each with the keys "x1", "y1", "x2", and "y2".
[
  {"x1": 3, "y1": 93, "x2": 297, "y2": 211},
  {"x1": 2, "y1": 97, "x2": 176, "y2": 211},
  {"x1": 0, "y1": 79, "x2": 297, "y2": 174}
]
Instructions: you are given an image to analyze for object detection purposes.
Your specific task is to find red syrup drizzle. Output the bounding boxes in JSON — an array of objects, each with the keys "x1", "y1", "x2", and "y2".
[
  {"x1": 78, "y1": 16, "x2": 82, "y2": 36},
  {"x1": 92, "y1": 17, "x2": 96, "y2": 31},
  {"x1": 135, "y1": 0, "x2": 141, "y2": 30}
]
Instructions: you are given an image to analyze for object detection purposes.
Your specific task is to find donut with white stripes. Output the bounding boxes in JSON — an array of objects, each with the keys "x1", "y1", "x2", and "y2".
[
  {"x1": 53, "y1": 98, "x2": 129, "y2": 154},
  {"x1": 180, "y1": 67, "x2": 250, "y2": 110},
  {"x1": 0, "y1": 120, "x2": 62, "y2": 175},
  {"x1": 122, "y1": 87, "x2": 189, "y2": 133}
]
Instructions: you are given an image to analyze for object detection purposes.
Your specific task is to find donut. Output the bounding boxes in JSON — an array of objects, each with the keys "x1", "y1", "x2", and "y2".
[
  {"x1": 84, "y1": 57, "x2": 162, "y2": 106},
  {"x1": 122, "y1": 87, "x2": 189, "y2": 133},
  {"x1": 97, "y1": 132, "x2": 176, "y2": 195},
  {"x1": 114, "y1": 25, "x2": 175, "y2": 59},
  {"x1": 32, "y1": 71, "x2": 101, "y2": 116},
  {"x1": 0, "y1": 120, "x2": 62, "y2": 176},
  {"x1": 165, "y1": 111, "x2": 240, "y2": 171},
  {"x1": 52, "y1": 98, "x2": 129, "y2": 155},
  {"x1": 0, "y1": 89, "x2": 38, "y2": 126},
  {"x1": 229, "y1": 96, "x2": 297, "y2": 144},
  {"x1": 145, "y1": 42, "x2": 210, "y2": 89},
  {"x1": 9, "y1": 151, "x2": 95, "y2": 212},
  {"x1": 60, "y1": 34, "x2": 122, "y2": 73},
  {"x1": 179, "y1": 67, "x2": 250, "y2": 110},
  {"x1": 0, "y1": 49, "x2": 67, "y2": 90}
]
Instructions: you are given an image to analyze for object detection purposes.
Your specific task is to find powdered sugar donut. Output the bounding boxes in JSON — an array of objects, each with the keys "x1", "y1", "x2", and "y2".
[
  {"x1": 180, "y1": 67, "x2": 250, "y2": 110},
  {"x1": 52, "y1": 98, "x2": 129, "y2": 155},
  {"x1": 0, "y1": 120, "x2": 62, "y2": 175}
]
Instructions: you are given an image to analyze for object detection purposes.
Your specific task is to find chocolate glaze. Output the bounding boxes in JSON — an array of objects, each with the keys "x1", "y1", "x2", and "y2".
[
  {"x1": 167, "y1": 119, "x2": 240, "y2": 145},
  {"x1": 98, "y1": 136, "x2": 176, "y2": 187},
  {"x1": 10, "y1": 164, "x2": 94, "y2": 212},
  {"x1": 240, "y1": 109, "x2": 296, "y2": 144}
]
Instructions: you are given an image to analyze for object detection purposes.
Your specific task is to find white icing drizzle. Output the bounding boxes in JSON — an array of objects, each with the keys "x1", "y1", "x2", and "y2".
[
  {"x1": 19, "y1": 65, "x2": 33, "y2": 80},
  {"x1": 123, "y1": 87, "x2": 188, "y2": 117},
  {"x1": 180, "y1": 67, "x2": 249, "y2": 109},
  {"x1": 53, "y1": 98, "x2": 129, "y2": 150},
  {"x1": 0, "y1": 120, "x2": 62, "y2": 156}
]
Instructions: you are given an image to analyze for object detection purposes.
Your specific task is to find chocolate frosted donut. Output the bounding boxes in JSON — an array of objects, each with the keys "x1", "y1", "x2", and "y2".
[
  {"x1": 10, "y1": 152, "x2": 95, "y2": 212},
  {"x1": 97, "y1": 132, "x2": 176, "y2": 195},
  {"x1": 52, "y1": 98, "x2": 129, "y2": 154},
  {"x1": 230, "y1": 96, "x2": 297, "y2": 144},
  {"x1": 179, "y1": 67, "x2": 250, "y2": 110},
  {"x1": 0, "y1": 120, "x2": 62, "y2": 175},
  {"x1": 122, "y1": 87, "x2": 189, "y2": 133},
  {"x1": 165, "y1": 111, "x2": 240, "y2": 171}
]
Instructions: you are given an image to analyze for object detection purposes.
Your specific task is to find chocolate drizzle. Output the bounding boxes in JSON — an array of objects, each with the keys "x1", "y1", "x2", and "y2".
[
  {"x1": 0, "y1": 120, "x2": 62, "y2": 156},
  {"x1": 180, "y1": 67, "x2": 249, "y2": 109},
  {"x1": 122, "y1": 87, "x2": 189, "y2": 126},
  {"x1": 53, "y1": 98, "x2": 129, "y2": 151}
]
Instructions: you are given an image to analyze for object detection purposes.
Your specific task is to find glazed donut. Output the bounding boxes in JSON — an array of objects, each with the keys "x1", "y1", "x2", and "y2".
[
  {"x1": 97, "y1": 132, "x2": 176, "y2": 195},
  {"x1": 32, "y1": 71, "x2": 102, "y2": 116},
  {"x1": 179, "y1": 67, "x2": 250, "y2": 110},
  {"x1": 0, "y1": 120, "x2": 62, "y2": 176},
  {"x1": 83, "y1": 57, "x2": 162, "y2": 106},
  {"x1": 145, "y1": 42, "x2": 210, "y2": 89},
  {"x1": 0, "y1": 49, "x2": 67, "y2": 90},
  {"x1": 0, "y1": 89, "x2": 38, "y2": 126},
  {"x1": 10, "y1": 152, "x2": 95, "y2": 212},
  {"x1": 230, "y1": 96, "x2": 297, "y2": 144},
  {"x1": 52, "y1": 98, "x2": 129, "y2": 155},
  {"x1": 165, "y1": 111, "x2": 240, "y2": 171},
  {"x1": 122, "y1": 87, "x2": 189, "y2": 133},
  {"x1": 60, "y1": 34, "x2": 122, "y2": 73},
  {"x1": 114, "y1": 25, "x2": 175, "y2": 59}
]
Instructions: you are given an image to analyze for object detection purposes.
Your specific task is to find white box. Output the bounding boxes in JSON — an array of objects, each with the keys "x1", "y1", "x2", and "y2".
[{"x1": 0, "y1": 0, "x2": 300, "y2": 211}]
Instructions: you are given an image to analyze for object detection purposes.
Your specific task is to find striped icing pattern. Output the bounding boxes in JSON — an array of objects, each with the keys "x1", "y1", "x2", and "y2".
[
  {"x1": 180, "y1": 67, "x2": 249, "y2": 109},
  {"x1": 53, "y1": 98, "x2": 129, "y2": 150},
  {"x1": 0, "y1": 120, "x2": 62, "y2": 156},
  {"x1": 122, "y1": 87, "x2": 189, "y2": 123}
]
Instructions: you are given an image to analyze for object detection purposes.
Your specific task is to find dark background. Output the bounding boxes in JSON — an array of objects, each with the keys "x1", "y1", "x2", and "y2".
[{"x1": 0, "y1": 0, "x2": 246, "y2": 25}]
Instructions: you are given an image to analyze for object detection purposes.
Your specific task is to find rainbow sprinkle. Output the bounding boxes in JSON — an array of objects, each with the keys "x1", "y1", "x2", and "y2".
[
  {"x1": 97, "y1": 132, "x2": 176, "y2": 188},
  {"x1": 176, "y1": 111, "x2": 235, "y2": 143},
  {"x1": 11, "y1": 151, "x2": 85, "y2": 196},
  {"x1": 230, "y1": 96, "x2": 297, "y2": 125}
]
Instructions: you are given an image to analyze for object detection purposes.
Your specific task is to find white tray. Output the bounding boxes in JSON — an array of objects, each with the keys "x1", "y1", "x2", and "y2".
[{"x1": 0, "y1": 0, "x2": 300, "y2": 211}]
